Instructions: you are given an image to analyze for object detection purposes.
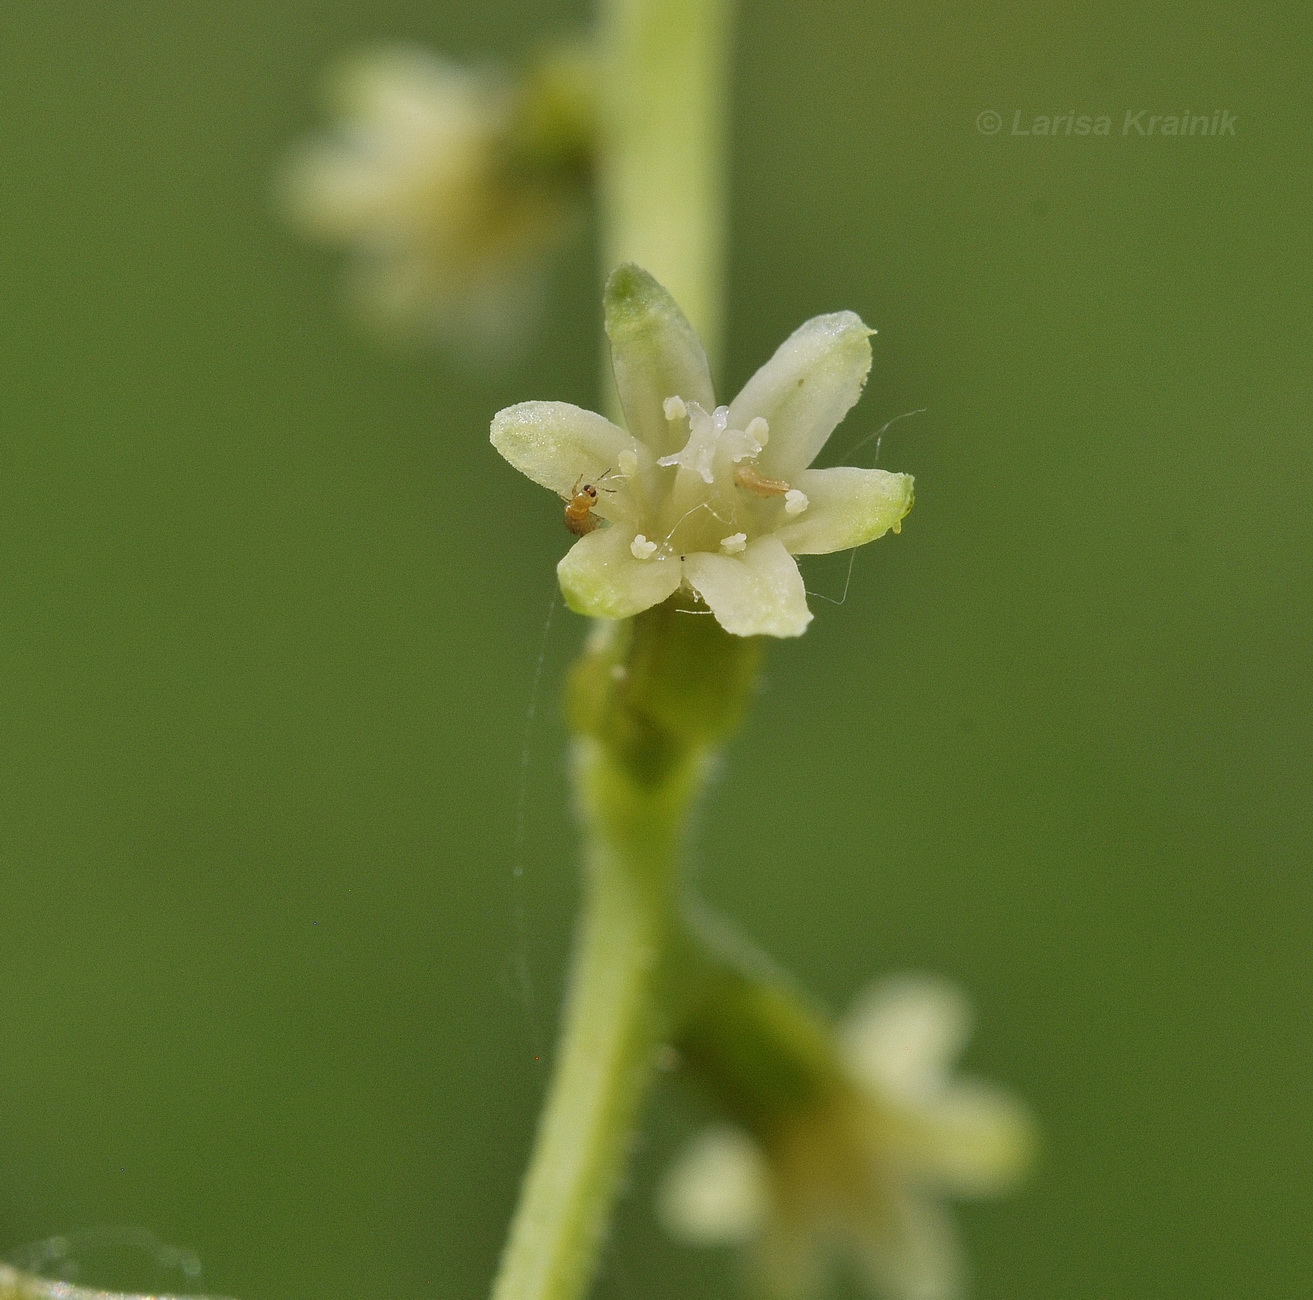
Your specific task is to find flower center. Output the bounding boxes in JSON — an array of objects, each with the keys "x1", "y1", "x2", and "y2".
[
  {"x1": 643, "y1": 400, "x2": 807, "y2": 556},
  {"x1": 657, "y1": 401, "x2": 763, "y2": 484}
]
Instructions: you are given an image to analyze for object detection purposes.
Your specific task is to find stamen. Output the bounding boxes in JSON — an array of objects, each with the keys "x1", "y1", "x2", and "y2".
[
  {"x1": 630, "y1": 534, "x2": 658, "y2": 560},
  {"x1": 734, "y1": 462, "x2": 790, "y2": 496},
  {"x1": 745, "y1": 416, "x2": 770, "y2": 445},
  {"x1": 617, "y1": 449, "x2": 639, "y2": 478},
  {"x1": 784, "y1": 488, "x2": 809, "y2": 515},
  {"x1": 719, "y1": 533, "x2": 748, "y2": 555},
  {"x1": 663, "y1": 395, "x2": 687, "y2": 421}
]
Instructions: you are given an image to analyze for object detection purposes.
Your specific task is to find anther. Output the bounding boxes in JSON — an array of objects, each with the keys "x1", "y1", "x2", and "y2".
[{"x1": 733, "y1": 462, "x2": 791, "y2": 497}]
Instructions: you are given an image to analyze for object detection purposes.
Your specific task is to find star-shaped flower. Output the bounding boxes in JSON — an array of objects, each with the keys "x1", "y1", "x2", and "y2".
[
  {"x1": 658, "y1": 976, "x2": 1033, "y2": 1300},
  {"x1": 491, "y1": 265, "x2": 914, "y2": 636}
]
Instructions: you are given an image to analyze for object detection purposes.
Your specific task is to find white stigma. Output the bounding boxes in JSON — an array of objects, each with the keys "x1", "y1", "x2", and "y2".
[
  {"x1": 630, "y1": 534, "x2": 658, "y2": 560},
  {"x1": 617, "y1": 449, "x2": 639, "y2": 478},
  {"x1": 663, "y1": 395, "x2": 688, "y2": 421},
  {"x1": 657, "y1": 401, "x2": 719, "y2": 483},
  {"x1": 783, "y1": 489, "x2": 809, "y2": 515},
  {"x1": 719, "y1": 533, "x2": 748, "y2": 555},
  {"x1": 658, "y1": 403, "x2": 764, "y2": 484}
]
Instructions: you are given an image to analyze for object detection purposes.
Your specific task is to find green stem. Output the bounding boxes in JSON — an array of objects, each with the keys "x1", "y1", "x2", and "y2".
[
  {"x1": 489, "y1": 799, "x2": 677, "y2": 1300},
  {"x1": 599, "y1": 0, "x2": 734, "y2": 362},
  {"x1": 674, "y1": 907, "x2": 854, "y2": 1141},
  {"x1": 490, "y1": 607, "x2": 758, "y2": 1300}
]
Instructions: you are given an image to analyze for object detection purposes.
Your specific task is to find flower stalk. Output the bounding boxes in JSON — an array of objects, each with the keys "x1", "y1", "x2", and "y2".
[
  {"x1": 599, "y1": 0, "x2": 734, "y2": 359},
  {"x1": 491, "y1": 602, "x2": 760, "y2": 1300}
]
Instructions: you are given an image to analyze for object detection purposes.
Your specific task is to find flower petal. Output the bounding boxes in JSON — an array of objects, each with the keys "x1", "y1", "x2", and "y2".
[
  {"x1": 683, "y1": 536, "x2": 812, "y2": 638},
  {"x1": 556, "y1": 525, "x2": 682, "y2": 620},
  {"x1": 914, "y1": 1080, "x2": 1035, "y2": 1197},
  {"x1": 490, "y1": 400, "x2": 639, "y2": 499},
  {"x1": 858, "y1": 1191, "x2": 964, "y2": 1300},
  {"x1": 604, "y1": 264, "x2": 716, "y2": 457},
  {"x1": 842, "y1": 976, "x2": 971, "y2": 1100},
  {"x1": 657, "y1": 1126, "x2": 769, "y2": 1245},
  {"x1": 772, "y1": 468, "x2": 914, "y2": 555},
  {"x1": 727, "y1": 312, "x2": 873, "y2": 480},
  {"x1": 330, "y1": 46, "x2": 480, "y2": 124}
]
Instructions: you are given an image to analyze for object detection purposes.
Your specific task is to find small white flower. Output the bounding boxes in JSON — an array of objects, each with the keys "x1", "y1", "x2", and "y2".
[
  {"x1": 659, "y1": 976, "x2": 1033, "y2": 1300},
  {"x1": 279, "y1": 45, "x2": 589, "y2": 347},
  {"x1": 491, "y1": 265, "x2": 914, "y2": 637}
]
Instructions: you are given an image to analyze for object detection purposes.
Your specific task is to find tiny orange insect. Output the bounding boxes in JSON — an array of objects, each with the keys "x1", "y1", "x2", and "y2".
[
  {"x1": 733, "y1": 461, "x2": 791, "y2": 497},
  {"x1": 562, "y1": 472, "x2": 613, "y2": 536}
]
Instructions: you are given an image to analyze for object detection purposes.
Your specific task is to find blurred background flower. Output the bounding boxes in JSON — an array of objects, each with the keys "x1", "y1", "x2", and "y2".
[
  {"x1": 278, "y1": 41, "x2": 594, "y2": 351},
  {"x1": 661, "y1": 977, "x2": 1032, "y2": 1299}
]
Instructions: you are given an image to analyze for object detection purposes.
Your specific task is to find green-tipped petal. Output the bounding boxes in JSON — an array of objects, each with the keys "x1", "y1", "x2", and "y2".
[
  {"x1": 604, "y1": 264, "x2": 715, "y2": 457},
  {"x1": 557, "y1": 525, "x2": 682, "y2": 619},
  {"x1": 727, "y1": 312, "x2": 873, "y2": 480},
  {"x1": 774, "y1": 467, "x2": 914, "y2": 556},
  {"x1": 491, "y1": 400, "x2": 638, "y2": 499},
  {"x1": 683, "y1": 536, "x2": 812, "y2": 638}
]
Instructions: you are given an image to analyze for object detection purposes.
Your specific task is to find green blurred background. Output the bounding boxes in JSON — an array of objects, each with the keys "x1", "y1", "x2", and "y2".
[{"x1": 2, "y1": 1, "x2": 1309, "y2": 1297}]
